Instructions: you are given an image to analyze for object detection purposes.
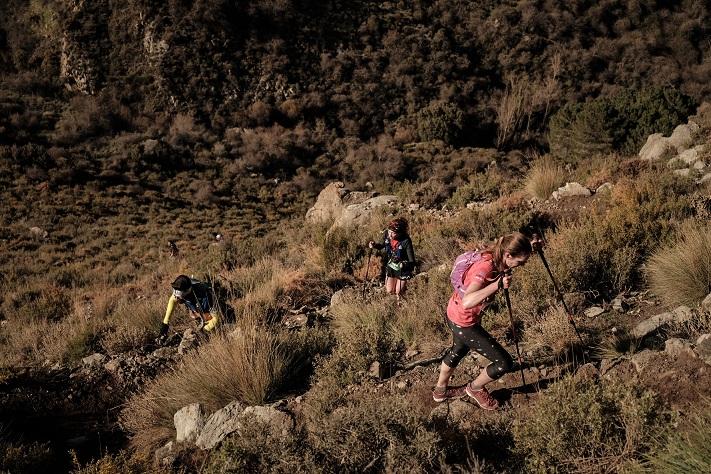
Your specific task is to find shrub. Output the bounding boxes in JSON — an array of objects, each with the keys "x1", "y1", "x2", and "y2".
[
  {"x1": 121, "y1": 326, "x2": 331, "y2": 448},
  {"x1": 523, "y1": 305, "x2": 579, "y2": 356},
  {"x1": 525, "y1": 156, "x2": 566, "y2": 200},
  {"x1": 447, "y1": 167, "x2": 512, "y2": 207},
  {"x1": 513, "y1": 376, "x2": 668, "y2": 473},
  {"x1": 0, "y1": 437, "x2": 55, "y2": 474},
  {"x1": 53, "y1": 96, "x2": 111, "y2": 145},
  {"x1": 639, "y1": 406, "x2": 711, "y2": 473},
  {"x1": 646, "y1": 223, "x2": 711, "y2": 308},
  {"x1": 416, "y1": 102, "x2": 464, "y2": 144},
  {"x1": 549, "y1": 87, "x2": 695, "y2": 163}
]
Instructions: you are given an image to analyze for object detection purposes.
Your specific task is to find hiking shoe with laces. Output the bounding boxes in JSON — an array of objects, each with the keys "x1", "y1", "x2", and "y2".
[
  {"x1": 465, "y1": 384, "x2": 499, "y2": 410},
  {"x1": 432, "y1": 385, "x2": 467, "y2": 403}
]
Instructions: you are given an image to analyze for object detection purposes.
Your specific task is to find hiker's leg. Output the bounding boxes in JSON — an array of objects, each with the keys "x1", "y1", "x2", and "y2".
[
  {"x1": 385, "y1": 276, "x2": 397, "y2": 295},
  {"x1": 467, "y1": 325, "x2": 514, "y2": 389},
  {"x1": 395, "y1": 279, "x2": 406, "y2": 299},
  {"x1": 437, "y1": 321, "x2": 471, "y2": 387}
]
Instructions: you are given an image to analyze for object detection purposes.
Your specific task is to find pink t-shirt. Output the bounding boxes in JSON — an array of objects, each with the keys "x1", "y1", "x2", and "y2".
[{"x1": 447, "y1": 254, "x2": 496, "y2": 327}]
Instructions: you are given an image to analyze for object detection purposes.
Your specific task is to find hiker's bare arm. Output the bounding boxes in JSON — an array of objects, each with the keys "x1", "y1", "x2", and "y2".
[{"x1": 461, "y1": 273, "x2": 511, "y2": 309}]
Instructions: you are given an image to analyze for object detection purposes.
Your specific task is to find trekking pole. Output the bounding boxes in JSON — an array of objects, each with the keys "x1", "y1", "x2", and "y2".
[
  {"x1": 501, "y1": 274, "x2": 527, "y2": 397},
  {"x1": 362, "y1": 247, "x2": 373, "y2": 299},
  {"x1": 535, "y1": 247, "x2": 586, "y2": 348}
]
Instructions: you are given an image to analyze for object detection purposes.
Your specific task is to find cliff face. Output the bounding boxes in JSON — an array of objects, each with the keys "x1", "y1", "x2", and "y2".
[{"x1": 2, "y1": 1, "x2": 710, "y2": 145}]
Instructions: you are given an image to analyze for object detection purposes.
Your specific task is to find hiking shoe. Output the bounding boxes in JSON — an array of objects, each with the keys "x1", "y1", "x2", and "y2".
[
  {"x1": 432, "y1": 385, "x2": 466, "y2": 403},
  {"x1": 465, "y1": 384, "x2": 499, "y2": 411}
]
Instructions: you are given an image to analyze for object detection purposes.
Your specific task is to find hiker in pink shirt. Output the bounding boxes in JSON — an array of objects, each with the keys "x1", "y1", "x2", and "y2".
[{"x1": 433, "y1": 232, "x2": 540, "y2": 410}]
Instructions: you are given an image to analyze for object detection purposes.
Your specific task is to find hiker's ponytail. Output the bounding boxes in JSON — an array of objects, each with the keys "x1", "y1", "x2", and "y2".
[{"x1": 483, "y1": 232, "x2": 532, "y2": 271}]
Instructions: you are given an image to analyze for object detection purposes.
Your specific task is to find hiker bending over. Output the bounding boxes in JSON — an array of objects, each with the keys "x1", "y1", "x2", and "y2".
[
  {"x1": 160, "y1": 275, "x2": 220, "y2": 337},
  {"x1": 368, "y1": 217, "x2": 416, "y2": 301},
  {"x1": 433, "y1": 232, "x2": 538, "y2": 410}
]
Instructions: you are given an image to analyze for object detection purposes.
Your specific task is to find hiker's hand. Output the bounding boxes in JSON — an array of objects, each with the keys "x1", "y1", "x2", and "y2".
[
  {"x1": 159, "y1": 323, "x2": 169, "y2": 337},
  {"x1": 499, "y1": 272, "x2": 513, "y2": 289},
  {"x1": 368, "y1": 240, "x2": 375, "y2": 249},
  {"x1": 530, "y1": 234, "x2": 544, "y2": 252}
]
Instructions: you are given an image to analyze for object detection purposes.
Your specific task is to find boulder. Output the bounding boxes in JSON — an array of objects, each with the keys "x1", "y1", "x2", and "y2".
[
  {"x1": 174, "y1": 403, "x2": 206, "y2": 444},
  {"x1": 631, "y1": 306, "x2": 694, "y2": 339},
  {"x1": 329, "y1": 194, "x2": 400, "y2": 231},
  {"x1": 674, "y1": 168, "x2": 691, "y2": 177},
  {"x1": 667, "y1": 122, "x2": 700, "y2": 153},
  {"x1": 701, "y1": 293, "x2": 711, "y2": 312},
  {"x1": 611, "y1": 296, "x2": 628, "y2": 313},
  {"x1": 152, "y1": 347, "x2": 175, "y2": 359},
  {"x1": 369, "y1": 361, "x2": 383, "y2": 379},
  {"x1": 584, "y1": 306, "x2": 605, "y2": 319},
  {"x1": 29, "y1": 226, "x2": 48, "y2": 239},
  {"x1": 630, "y1": 350, "x2": 659, "y2": 373},
  {"x1": 698, "y1": 173, "x2": 711, "y2": 185},
  {"x1": 695, "y1": 335, "x2": 711, "y2": 366},
  {"x1": 639, "y1": 134, "x2": 673, "y2": 161},
  {"x1": 283, "y1": 313, "x2": 309, "y2": 329},
  {"x1": 104, "y1": 359, "x2": 121, "y2": 373},
  {"x1": 154, "y1": 441, "x2": 175, "y2": 467},
  {"x1": 552, "y1": 182, "x2": 591, "y2": 200},
  {"x1": 595, "y1": 182, "x2": 613, "y2": 194},
  {"x1": 196, "y1": 401, "x2": 245, "y2": 450},
  {"x1": 82, "y1": 353, "x2": 107, "y2": 367},
  {"x1": 574, "y1": 362, "x2": 600, "y2": 383},
  {"x1": 330, "y1": 289, "x2": 346, "y2": 308},
  {"x1": 664, "y1": 338, "x2": 696, "y2": 359},
  {"x1": 305, "y1": 182, "x2": 348, "y2": 224}
]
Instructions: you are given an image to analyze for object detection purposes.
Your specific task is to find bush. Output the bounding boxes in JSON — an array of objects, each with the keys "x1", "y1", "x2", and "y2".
[
  {"x1": 416, "y1": 102, "x2": 464, "y2": 144},
  {"x1": 121, "y1": 327, "x2": 331, "y2": 448},
  {"x1": 53, "y1": 96, "x2": 112, "y2": 145},
  {"x1": 646, "y1": 223, "x2": 711, "y2": 308},
  {"x1": 513, "y1": 376, "x2": 668, "y2": 473},
  {"x1": 525, "y1": 156, "x2": 566, "y2": 200},
  {"x1": 639, "y1": 406, "x2": 711, "y2": 473},
  {"x1": 549, "y1": 87, "x2": 695, "y2": 163},
  {"x1": 447, "y1": 168, "x2": 512, "y2": 207}
]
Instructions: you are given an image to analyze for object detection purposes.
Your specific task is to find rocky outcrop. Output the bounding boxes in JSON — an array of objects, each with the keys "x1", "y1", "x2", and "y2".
[
  {"x1": 174, "y1": 403, "x2": 206, "y2": 443},
  {"x1": 195, "y1": 401, "x2": 245, "y2": 450},
  {"x1": 631, "y1": 306, "x2": 694, "y2": 339},
  {"x1": 305, "y1": 182, "x2": 400, "y2": 233}
]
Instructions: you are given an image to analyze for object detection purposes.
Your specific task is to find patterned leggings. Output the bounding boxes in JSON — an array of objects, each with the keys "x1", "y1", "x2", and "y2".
[{"x1": 442, "y1": 318, "x2": 514, "y2": 379}]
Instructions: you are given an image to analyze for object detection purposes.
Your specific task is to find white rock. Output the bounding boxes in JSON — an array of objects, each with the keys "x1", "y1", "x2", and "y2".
[
  {"x1": 668, "y1": 122, "x2": 700, "y2": 153},
  {"x1": 639, "y1": 133, "x2": 673, "y2": 161},
  {"x1": 584, "y1": 306, "x2": 605, "y2": 318},
  {"x1": 595, "y1": 182, "x2": 613, "y2": 194},
  {"x1": 664, "y1": 338, "x2": 696, "y2": 358},
  {"x1": 240, "y1": 406, "x2": 293, "y2": 436},
  {"x1": 82, "y1": 353, "x2": 107, "y2": 367},
  {"x1": 196, "y1": 401, "x2": 245, "y2": 450},
  {"x1": 631, "y1": 306, "x2": 694, "y2": 339},
  {"x1": 552, "y1": 182, "x2": 591, "y2": 200},
  {"x1": 174, "y1": 403, "x2": 206, "y2": 444},
  {"x1": 674, "y1": 168, "x2": 691, "y2": 177}
]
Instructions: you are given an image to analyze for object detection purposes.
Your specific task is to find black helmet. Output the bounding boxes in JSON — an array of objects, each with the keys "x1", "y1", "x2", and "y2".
[{"x1": 171, "y1": 275, "x2": 193, "y2": 296}]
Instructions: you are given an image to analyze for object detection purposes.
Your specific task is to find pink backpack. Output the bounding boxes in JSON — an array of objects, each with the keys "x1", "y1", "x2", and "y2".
[{"x1": 450, "y1": 250, "x2": 484, "y2": 297}]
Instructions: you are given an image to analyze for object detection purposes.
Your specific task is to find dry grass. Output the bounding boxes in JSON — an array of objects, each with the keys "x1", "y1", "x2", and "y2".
[
  {"x1": 121, "y1": 325, "x2": 329, "y2": 449},
  {"x1": 646, "y1": 223, "x2": 711, "y2": 308},
  {"x1": 525, "y1": 156, "x2": 566, "y2": 200},
  {"x1": 523, "y1": 305, "x2": 579, "y2": 355}
]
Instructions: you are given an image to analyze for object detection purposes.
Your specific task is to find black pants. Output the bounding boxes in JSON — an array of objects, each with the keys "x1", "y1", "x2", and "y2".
[{"x1": 443, "y1": 318, "x2": 514, "y2": 380}]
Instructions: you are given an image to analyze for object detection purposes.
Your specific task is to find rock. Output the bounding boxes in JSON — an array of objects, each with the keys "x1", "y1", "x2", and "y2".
[
  {"x1": 611, "y1": 296, "x2": 628, "y2": 313},
  {"x1": 369, "y1": 361, "x2": 383, "y2": 379},
  {"x1": 701, "y1": 293, "x2": 711, "y2": 312},
  {"x1": 405, "y1": 349, "x2": 420, "y2": 359},
  {"x1": 174, "y1": 403, "x2": 206, "y2": 444},
  {"x1": 630, "y1": 350, "x2": 659, "y2": 373},
  {"x1": 82, "y1": 353, "x2": 107, "y2": 367},
  {"x1": 330, "y1": 289, "x2": 347, "y2": 309},
  {"x1": 240, "y1": 406, "x2": 293, "y2": 436},
  {"x1": 667, "y1": 121, "x2": 700, "y2": 153},
  {"x1": 552, "y1": 182, "x2": 591, "y2": 200},
  {"x1": 154, "y1": 441, "x2": 175, "y2": 467},
  {"x1": 29, "y1": 226, "x2": 48, "y2": 239},
  {"x1": 305, "y1": 182, "x2": 348, "y2": 224},
  {"x1": 584, "y1": 306, "x2": 605, "y2": 318},
  {"x1": 178, "y1": 328, "x2": 198, "y2": 355},
  {"x1": 639, "y1": 133, "x2": 673, "y2": 161},
  {"x1": 396, "y1": 381, "x2": 408, "y2": 389},
  {"x1": 631, "y1": 306, "x2": 694, "y2": 339},
  {"x1": 409, "y1": 203, "x2": 420, "y2": 211},
  {"x1": 196, "y1": 401, "x2": 245, "y2": 450},
  {"x1": 599, "y1": 358, "x2": 615, "y2": 375},
  {"x1": 674, "y1": 168, "x2": 691, "y2": 177},
  {"x1": 698, "y1": 173, "x2": 711, "y2": 185},
  {"x1": 664, "y1": 338, "x2": 696, "y2": 358},
  {"x1": 595, "y1": 182, "x2": 613, "y2": 194},
  {"x1": 329, "y1": 194, "x2": 400, "y2": 232},
  {"x1": 152, "y1": 347, "x2": 175, "y2": 359},
  {"x1": 104, "y1": 359, "x2": 121, "y2": 373},
  {"x1": 283, "y1": 313, "x2": 309, "y2": 329},
  {"x1": 695, "y1": 335, "x2": 711, "y2": 366},
  {"x1": 574, "y1": 363, "x2": 599, "y2": 382}
]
